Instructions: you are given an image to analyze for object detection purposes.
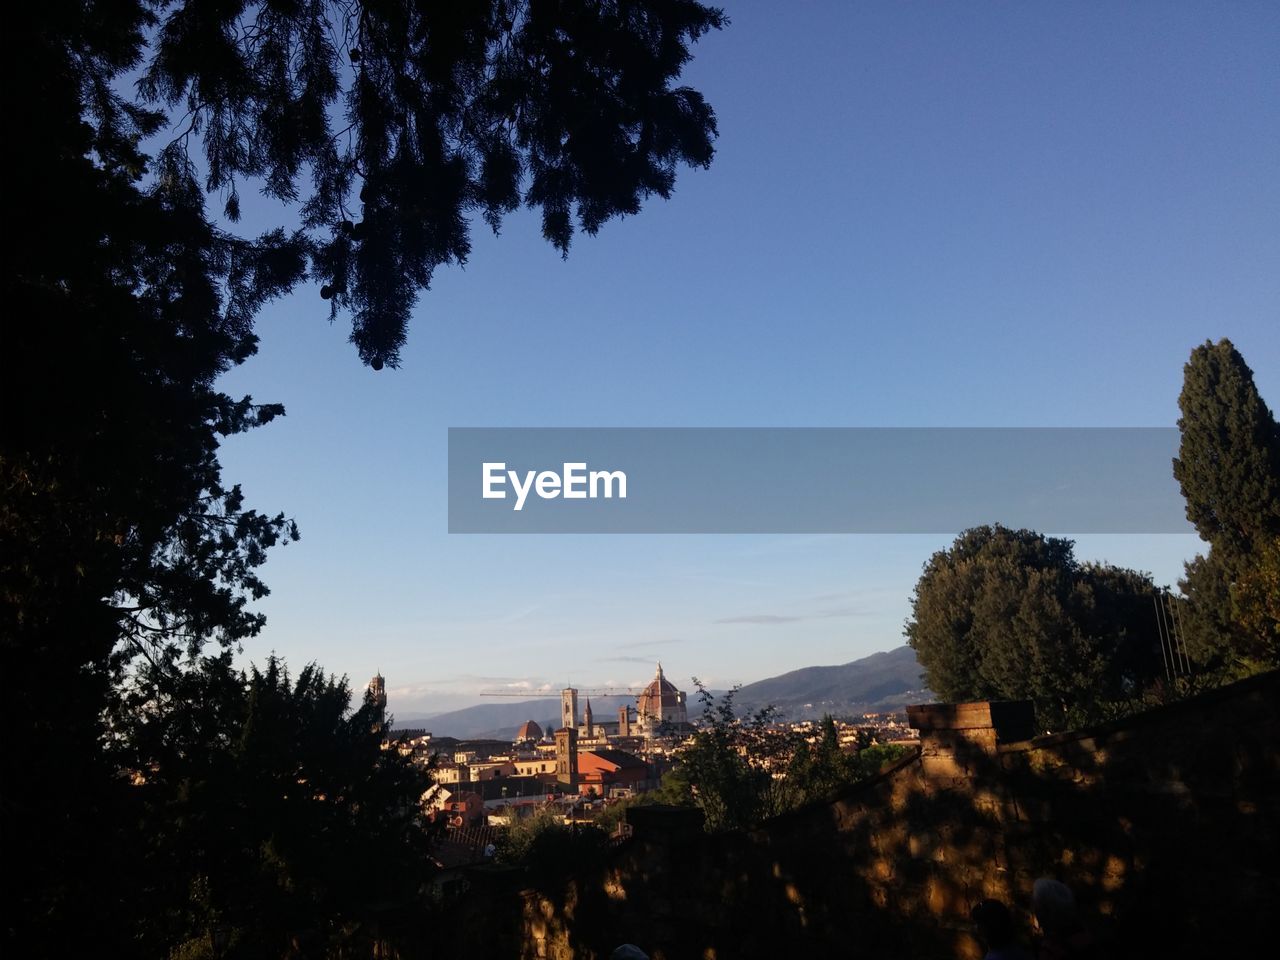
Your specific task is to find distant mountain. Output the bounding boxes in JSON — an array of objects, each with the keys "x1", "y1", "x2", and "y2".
[
  {"x1": 392, "y1": 647, "x2": 931, "y2": 737},
  {"x1": 731, "y1": 646, "x2": 931, "y2": 720},
  {"x1": 393, "y1": 695, "x2": 635, "y2": 740},
  {"x1": 389, "y1": 712, "x2": 440, "y2": 727}
]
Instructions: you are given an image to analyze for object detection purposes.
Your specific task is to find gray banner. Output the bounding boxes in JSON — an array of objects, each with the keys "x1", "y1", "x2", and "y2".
[{"x1": 447, "y1": 428, "x2": 1192, "y2": 534}]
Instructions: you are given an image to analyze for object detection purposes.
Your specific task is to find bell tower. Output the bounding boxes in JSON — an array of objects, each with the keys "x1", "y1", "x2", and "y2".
[
  {"x1": 368, "y1": 672, "x2": 387, "y2": 730},
  {"x1": 561, "y1": 687, "x2": 579, "y2": 731},
  {"x1": 555, "y1": 727, "x2": 578, "y2": 790}
]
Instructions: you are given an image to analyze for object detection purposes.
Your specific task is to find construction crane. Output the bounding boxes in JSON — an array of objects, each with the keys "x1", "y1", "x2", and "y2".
[
  {"x1": 478, "y1": 687, "x2": 643, "y2": 698},
  {"x1": 479, "y1": 685, "x2": 646, "y2": 731}
]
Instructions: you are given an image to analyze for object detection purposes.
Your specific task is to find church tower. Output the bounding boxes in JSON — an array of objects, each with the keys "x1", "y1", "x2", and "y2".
[
  {"x1": 582, "y1": 698, "x2": 594, "y2": 737},
  {"x1": 555, "y1": 727, "x2": 578, "y2": 790},
  {"x1": 368, "y1": 672, "x2": 388, "y2": 734},
  {"x1": 561, "y1": 687, "x2": 579, "y2": 731}
]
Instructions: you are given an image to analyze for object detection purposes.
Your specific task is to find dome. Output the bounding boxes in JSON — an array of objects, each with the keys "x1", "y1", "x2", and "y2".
[
  {"x1": 636, "y1": 663, "x2": 687, "y2": 728},
  {"x1": 515, "y1": 720, "x2": 544, "y2": 742},
  {"x1": 638, "y1": 673, "x2": 680, "y2": 706}
]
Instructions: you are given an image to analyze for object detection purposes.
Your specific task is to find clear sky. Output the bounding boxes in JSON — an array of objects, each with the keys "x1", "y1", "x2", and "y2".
[{"x1": 214, "y1": 1, "x2": 1279, "y2": 717}]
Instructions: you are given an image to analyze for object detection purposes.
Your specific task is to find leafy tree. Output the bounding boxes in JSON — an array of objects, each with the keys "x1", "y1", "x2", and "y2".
[
  {"x1": 1172, "y1": 339, "x2": 1280, "y2": 668},
  {"x1": 1173, "y1": 339, "x2": 1280, "y2": 553},
  {"x1": 786, "y1": 715, "x2": 860, "y2": 802},
  {"x1": 671, "y1": 683, "x2": 805, "y2": 831},
  {"x1": 110, "y1": 655, "x2": 434, "y2": 960},
  {"x1": 664, "y1": 700, "x2": 916, "y2": 830},
  {"x1": 139, "y1": 0, "x2": 727, "y2": 369},
  {"x1": 851, "y1": 742, "x2": 914, "y2": 780},
  {"x1": 3, "y1": 3, "x2": 724, "y2": 953},
  {"x1": 496, "y1": 804, "x2": 609, "y2": 892},
  {"x1": 1231, "y1": 536, "x2": 1280, "y2": 655},
  {"x1": 905, "y1": 525, "x2": 1168, "y2": 730},
  {"x1": 4, "y1": 11, "x2": 300, "y2": 949},
  {"x1": 786, "y1": 718, "x2": 914, "y2": 803}
]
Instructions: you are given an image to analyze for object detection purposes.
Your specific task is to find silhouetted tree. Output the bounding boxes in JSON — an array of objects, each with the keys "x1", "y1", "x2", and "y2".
[
  {"x1": 1173, "y1": 339, "x2": 1280, "y2": 668},
  {"x1": 111, "y1": 655, "x2": 434, "y2": 959},
  {"x1": 2, "y1": 3, "x2": 724, "y2": 954},
  {"x1": 496, "y1": 805, "x2": 609, "y2": 892},
  {"x1": 3, "y1": 11, "x2": 301, "y2": 949},
  {"x1": 140, "y1": 0, "x2": 726, "y2": 368},
  {"x1": 905, "y1": 525, "x2": 1168, "y2": 729},
  {"x1": 667, "y1": 700, "x2": 914, "y2": 830}
]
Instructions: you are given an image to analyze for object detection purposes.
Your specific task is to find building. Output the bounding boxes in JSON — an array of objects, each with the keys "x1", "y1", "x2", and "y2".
[
  {"x1": 561, "y1": 687, "x2": 579, "y2": 731},
  {"x1": 513, "y1": 757, "x2": 557, "y2": 777},
  {"x1": 635, "y1": 662, "x2": 688, "y2": 736},
  {"x1": 368, "y1": 672, "x2": 387, "y2": 730},
  {"x1": 577, "y1": 749, "x2": 651, "y2": 796},
  {"x1": 555, "y1": 727, "x2": 579, "y2": 790},
  {"x1": 421, "y1": 784, "x2": 485, "y2": 828},
  {"x1": 515, "y1": 720, "x2": 544, "y2": 744}
]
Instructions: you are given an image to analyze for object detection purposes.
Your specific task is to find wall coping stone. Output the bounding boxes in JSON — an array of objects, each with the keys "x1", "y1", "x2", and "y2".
[{"x1": 908, "y1": 700, "x2": 1037, "y2": 743}]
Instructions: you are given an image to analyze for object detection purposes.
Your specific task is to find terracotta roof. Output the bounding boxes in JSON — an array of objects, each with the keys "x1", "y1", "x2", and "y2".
[{"x1": 582, "y1": 749, "x2": 648, "y2": 770}]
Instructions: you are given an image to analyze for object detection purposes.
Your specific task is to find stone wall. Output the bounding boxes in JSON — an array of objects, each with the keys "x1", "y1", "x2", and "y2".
[{"x1": 473, "y1": 671, "x2": 1279, "y2": 959}]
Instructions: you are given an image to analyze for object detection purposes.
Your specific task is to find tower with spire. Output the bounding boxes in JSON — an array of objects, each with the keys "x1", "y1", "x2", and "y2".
[{"x1": 368, "y1": 671, "x2": 388, "y2": 734}]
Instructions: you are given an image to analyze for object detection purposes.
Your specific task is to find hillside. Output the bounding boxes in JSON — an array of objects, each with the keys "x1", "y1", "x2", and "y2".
[
  {"x1": 392, "y1": 695, "x2": 636, "y2": 740},
  {"x1": 730, "y1": 645, "x2": 931, "y2": 720},
  {"x1": 394, "y1": 647, "x2": 931, "y2": 737}
]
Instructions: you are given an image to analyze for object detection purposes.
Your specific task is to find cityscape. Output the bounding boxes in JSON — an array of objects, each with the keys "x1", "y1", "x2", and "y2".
[
  {"x1": 4, "y1": 2, "x2": 1278, "y2": 959},
  {"x1": 379, "y1": 663, "x2": 918, "y2": 844}
]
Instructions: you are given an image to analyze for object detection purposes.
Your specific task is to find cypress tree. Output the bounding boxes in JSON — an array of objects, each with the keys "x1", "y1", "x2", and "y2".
[
  {"x1": 1173, "y1": 338, "x2": 1280, "y2": 553},
  {"x1": 1172, "y1": 339, "x2": 1280, "y2": 667}
]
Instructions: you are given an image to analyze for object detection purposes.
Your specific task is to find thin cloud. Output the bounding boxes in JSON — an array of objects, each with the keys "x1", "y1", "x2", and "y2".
[
  {"x1": 716, "y1": 613, "x2": 802, "y2": 625},
  {"x1": 715, "y1": 604, "x2": 865, "y2": 625}
]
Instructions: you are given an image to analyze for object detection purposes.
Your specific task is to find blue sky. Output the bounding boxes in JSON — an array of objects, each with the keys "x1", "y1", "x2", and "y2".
[{"x1": 215, "y1": 1, "x2": 1279, "y2": 715}]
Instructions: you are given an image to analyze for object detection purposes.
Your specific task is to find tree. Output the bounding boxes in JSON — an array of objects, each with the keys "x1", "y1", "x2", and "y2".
[
  {"x1": 140, "y1": 0, "x2": 726, "y2": 369},
  {"x1": 666, "y1": 698, "x2": 915, "y2": 831},
  {"x1": 1172, "y1": 339, "x2": 1280, "y2": 668},
  {"x1": 1173, "y1": 339, "x2": 1280, "y2": 554},
  {"x1": 4, "y1": 12, "x2": 301, "y2": 949},
  {"x1": 110, "y1": 655, "x2": 434, "y2": 959},
  {"x1": 905, "y1": 525, "x2": 1168, "y2": 730},
  {"x1": 496, "y1": 805, "x2": 609, "y2": 892},
  {"x1": 1231, "y1": 536, "x2": 1280, "y2": 659},
  {"x1": 3, "y1": 3, "x2": 725, "y2": 953},
  {"x1": 785, "y1": 715, "x2": 860, "y2": 802},
  {"x1": 671, "y1": 684, "x2": 805, "y2": 831}
]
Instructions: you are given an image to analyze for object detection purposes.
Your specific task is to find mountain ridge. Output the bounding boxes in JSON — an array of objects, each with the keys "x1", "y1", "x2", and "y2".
[{"x1": 393, "y1": 646, "x2": 931, "y2": 738}]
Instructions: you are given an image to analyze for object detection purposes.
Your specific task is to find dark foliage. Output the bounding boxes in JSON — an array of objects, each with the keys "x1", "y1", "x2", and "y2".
[
  {"x1": 905, "y1": 525, "x2": 1170, "y2": 730},
  {"x1": 496, "y1": 806, "x2": 610, "y2": 893},
  {"x1": 136, "y1": 0, "x2": 726, "y2": 368},
  {"x1": 1173, "y1": 339, "x2": 1280, "y2": 669},
  {"x1": 111, "y1": 657, "x2": 434, "y2": 959},
  {"x1": 662, "y1": 687, "x2": 911, "y2": 832},
  {"x1": 2, "y1": 3, "x2": 723, "y2": 956},
  {"x1": 4, "y1": 7, "x2": 300, "y2": 953}
]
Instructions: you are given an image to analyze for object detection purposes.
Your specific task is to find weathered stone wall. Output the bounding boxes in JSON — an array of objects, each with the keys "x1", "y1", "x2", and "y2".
[{"x1": 472, "y1": 672, "x2": 1279, "y2": 959}]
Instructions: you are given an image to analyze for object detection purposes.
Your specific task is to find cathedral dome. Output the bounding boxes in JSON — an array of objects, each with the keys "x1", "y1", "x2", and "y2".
[
  {"x1": 515, "y1": 720, "x2": 544, "y2": 742},
  {"x1": 636, "y1": 663, "x2": 688, "y2": 729}
]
